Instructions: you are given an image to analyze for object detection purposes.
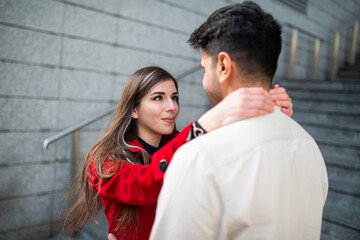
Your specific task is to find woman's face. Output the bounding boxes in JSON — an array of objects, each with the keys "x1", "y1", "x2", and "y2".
[{"x1": 133, "y1": 79, "x2": 179, "y2": 146}]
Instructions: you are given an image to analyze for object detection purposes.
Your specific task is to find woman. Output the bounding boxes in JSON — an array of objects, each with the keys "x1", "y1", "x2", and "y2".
[{"x1": 63, "y1": 66, "x2": 293, "y2": 240}]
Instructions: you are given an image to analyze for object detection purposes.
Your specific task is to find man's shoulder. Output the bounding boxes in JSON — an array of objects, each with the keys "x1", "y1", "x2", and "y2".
[
  {"x1": 181, "y1": 108, "x2": 314, "y2": 156},
  {"x1": 172, "y1": 109, "x2": 318, "y2": 172},
  {"x1": 209, "y1": 107, "x2": 306, "y2": 134}
]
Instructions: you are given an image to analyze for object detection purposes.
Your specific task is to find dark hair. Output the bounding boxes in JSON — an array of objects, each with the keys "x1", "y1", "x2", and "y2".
[{"x1": 188, "y1": 1, "x2": 282, "y2": 81}]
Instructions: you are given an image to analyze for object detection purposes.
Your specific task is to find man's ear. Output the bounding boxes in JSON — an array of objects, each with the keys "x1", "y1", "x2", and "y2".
[
  {"x1": 217, "y1": 52, "x2": 232, "y2": 84},
  {"x1": 132, "y1": 108, "x2": 138, "y2": 119}
]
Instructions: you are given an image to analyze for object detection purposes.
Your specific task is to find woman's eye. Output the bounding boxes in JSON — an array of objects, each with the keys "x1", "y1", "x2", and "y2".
[
  {"x1": 172, "y1": 96, "x2": 179, "y2": 102},
  {"x1": 154, "y1": 96, "x2": 162, "y2": 101}
]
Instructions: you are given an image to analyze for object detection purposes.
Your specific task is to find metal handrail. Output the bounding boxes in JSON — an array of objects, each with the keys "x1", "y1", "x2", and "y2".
[
  {"x1": 42, "y1": 65, "x2": 202, "y2": 151},
  {"x1": 42, "y1": 108, "x2": 113, "y2": 150},
  {"x1": 284, "y1": 15, "x2": 359, "y2": 80},
  {"x1": 284, "y1": 14, "x2": 360, "y2": 42}
]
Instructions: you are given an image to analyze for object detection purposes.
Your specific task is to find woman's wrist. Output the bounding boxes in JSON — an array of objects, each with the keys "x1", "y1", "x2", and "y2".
[{"x1": 197, "y1": 107, "x2": 220, "y2": 133}]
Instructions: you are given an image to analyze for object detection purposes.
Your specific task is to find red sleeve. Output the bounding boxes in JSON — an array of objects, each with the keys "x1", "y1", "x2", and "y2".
[
  {"x1": 88, "y1": 122, "x2": 193, "y2": 205},
  {"x1": 151, "y1": 122, "x2": 193, "y2": 182}
]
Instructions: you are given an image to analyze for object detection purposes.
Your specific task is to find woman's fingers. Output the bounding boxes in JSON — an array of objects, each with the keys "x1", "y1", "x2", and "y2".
[
  {"x1": 272, "y1": 83, "x2": 280, "y2": 89},
  {"x1": 269, "y1": 87, "x2": 288, "y2": 99},
  {"x1": 227, "y1": 87, "x2": 275, "y2": 119},
  {"x1": 238, "y1": 94, "x2": 275, "y2": 113},
  {"x1": 274, "y1": 100, "x2": 292, "y2": 108},
  {"x1": 222, "y1": 109, "x2": 270, "y2": 125},
  {"x1": 270, "y1": 93, "x2": 290, "y2": 101},
  {"x1": 281, "y1": 107, "x2": 293, "y2": 117},
  {"x1": 270, "y1": 85, "x2": 293, "y2": 117}
]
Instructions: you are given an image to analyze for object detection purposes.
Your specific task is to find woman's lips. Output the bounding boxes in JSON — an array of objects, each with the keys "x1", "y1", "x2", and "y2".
[{"x1": 161, "y1": 117, "x2": 175, "y2": 123}]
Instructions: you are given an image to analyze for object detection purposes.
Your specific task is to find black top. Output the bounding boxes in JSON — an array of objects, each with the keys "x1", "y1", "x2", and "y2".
[{"x1": 137, "y1": 137, "x2": 164, "y2": 156}]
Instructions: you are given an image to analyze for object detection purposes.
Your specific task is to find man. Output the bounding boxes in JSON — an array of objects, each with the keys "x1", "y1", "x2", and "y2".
[{"x1": 150, "y1": 2, "x2": 328, "y2": 240}]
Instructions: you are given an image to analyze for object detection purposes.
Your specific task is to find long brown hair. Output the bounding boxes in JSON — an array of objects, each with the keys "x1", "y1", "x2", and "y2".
[{"x1": 62, "y1": 66, "x2": 178, "y2": 236}]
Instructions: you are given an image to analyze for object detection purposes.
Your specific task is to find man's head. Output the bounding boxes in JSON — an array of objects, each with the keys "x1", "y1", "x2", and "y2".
[{"x1": 188, "y1": 1, "x2": 282, "y2": 105}]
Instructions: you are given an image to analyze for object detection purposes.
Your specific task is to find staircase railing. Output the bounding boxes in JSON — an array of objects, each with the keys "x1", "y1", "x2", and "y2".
[{"x1": 284, "y1": 15, "x2": 360, "y2": 80}]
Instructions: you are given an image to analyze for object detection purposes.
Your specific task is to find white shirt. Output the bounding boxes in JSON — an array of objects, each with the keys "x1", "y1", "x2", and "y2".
[{"x1": 150, "y1": 107, "x2": 328, "y2": 240}]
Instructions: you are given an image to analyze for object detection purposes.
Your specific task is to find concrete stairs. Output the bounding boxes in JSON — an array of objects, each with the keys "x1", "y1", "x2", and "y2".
[
  {"x1": 275, "y1": 59, "x2": 360, "y2": 239},
  {"x1": 338, "y1": 60, "x2": 360, "y2": 80}
]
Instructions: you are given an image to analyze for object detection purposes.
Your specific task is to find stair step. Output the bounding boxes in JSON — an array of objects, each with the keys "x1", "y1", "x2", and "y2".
[
  {"x1": 321, "y1": 220, "x2": 360, "y2": 239},
  {"x1": 325, "y1": 157, "x2": 360, "y2": 171},
  {"x1": 329, "y1": 179, "x2": 360, "y2": 198},
  {"x1": 276, "y1": 79, "x2": 360, "y2": 91},
  {"x1": 292, "y1": 99, "x2": 360, "y2": 115},
  {"x1": 347, "y1": 59, "x2": 360, "y2": 66},
  {"x1": 337, "y1": 72, "x2": 360, "y2": 80},
  {"x1": 320, "y1": 232, "x2": 338, "y2": 240},
  {"x1": 287, "y1": 89, "x2": 360, "y2": 103},
  {"x1": 339, "y1": 65, "x2": 360, "y2": 72},
  {"x1": 326, "y1": 190, "x2": 360, "y2": 213},
  {"x1": 338, "y1": 70, "x2": 360, "y2": 75},
  {"x1": 293, "y1": 111, "x2": 360, "y2": 131},
  {"x1": 336, "y1": 78, "x2": 360, "y2": 82},
  {"x1": 323, "y1": 202, "x2": 360, "y2": 231},
  {"x1": 341, "y1": 64, "x2": 360, "y2": 70},
  {"x1": 338, "y1": 70, "x2": 360, "y2": 76},
  {"x1": 326, "y1": 166, "x2": 360, "y2": 200},
  {"x1": 318, "y1": 143, "x2": 360, "y2": 163},
  {"x1": 327, "y1": 165, "x2": 360, "y2": 183},
  {"x1": 302, "y1": 125, "x2": 360, "y2": 148}
]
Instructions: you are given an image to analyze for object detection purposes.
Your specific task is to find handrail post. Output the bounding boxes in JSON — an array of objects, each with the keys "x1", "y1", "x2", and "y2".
[
  {"x1": 69, "y1": 130, "x2": 79, "y2": 195},
  {"x1": 288, "y1": 28, "x2": 298, "y2": 78},
  {"x1": 349, "y1": 21, "x2": 358, "y2": 65},
  {"x1": 311, "y1": 38, "x2": 320, "y2": 79},
  {"x1": 330, "y1": 33, "x2": 340, "y2": 80}
]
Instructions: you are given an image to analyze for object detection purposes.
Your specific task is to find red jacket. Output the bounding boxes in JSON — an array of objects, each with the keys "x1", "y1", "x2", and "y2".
[{"x1": 88, "y1": 123, "x2": 193, "y2": 240}]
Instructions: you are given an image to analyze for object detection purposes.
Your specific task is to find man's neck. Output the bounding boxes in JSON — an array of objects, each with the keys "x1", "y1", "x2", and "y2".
[{"x1": 223, "y1": 75, "x2": 271, "y2": 97}]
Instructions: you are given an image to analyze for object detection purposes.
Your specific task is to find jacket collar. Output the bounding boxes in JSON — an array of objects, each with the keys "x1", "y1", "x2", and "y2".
[
  {"x1": 126, "y1": 130, "x2": 179, "y2": 154},
  {"x1": 126, "y1": 138, "x2": 143, "y2": 154}
]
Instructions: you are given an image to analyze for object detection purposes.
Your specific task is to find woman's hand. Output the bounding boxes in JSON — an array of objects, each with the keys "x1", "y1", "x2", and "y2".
[
  {"x1": 198, "y1": 87, "x2": 275, "y2": 132},
  {"x1": 269, "y1": 84, "x2": 293, "y2": 117},
  {"x1": 108, "y1": 233, "x2": 117, "y2": 240}
]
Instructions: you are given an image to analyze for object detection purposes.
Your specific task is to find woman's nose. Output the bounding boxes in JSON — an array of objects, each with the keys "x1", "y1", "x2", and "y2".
[{"x1": 165, "y1": 99, "x2": 176, "y2": 111}]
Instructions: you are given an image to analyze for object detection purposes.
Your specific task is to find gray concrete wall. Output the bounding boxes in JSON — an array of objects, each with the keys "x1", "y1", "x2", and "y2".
[{"x1": 0, "y1": 0, "x2": 359, "y2": 239}]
